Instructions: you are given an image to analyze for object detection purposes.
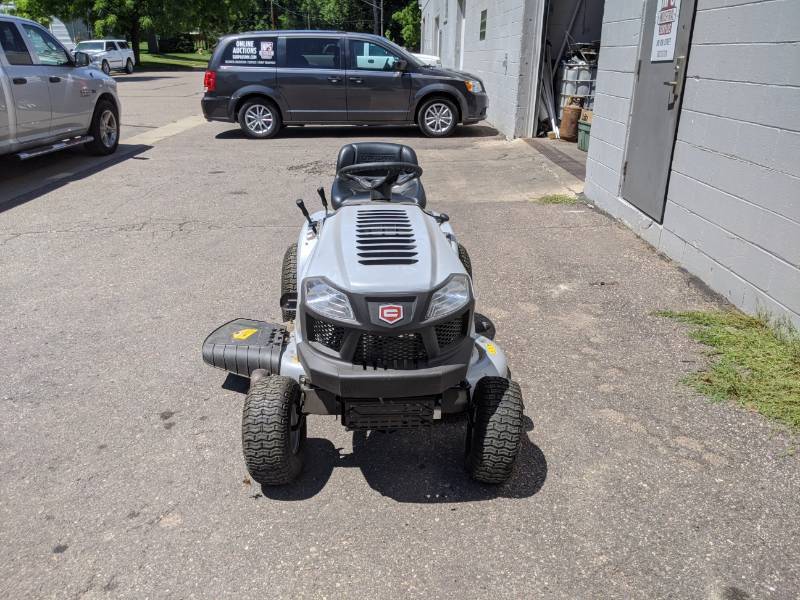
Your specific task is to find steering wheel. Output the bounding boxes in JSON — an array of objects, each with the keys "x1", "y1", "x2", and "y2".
[{"x1": 338, "y1": 162, "x2": 423, "y2": 195}]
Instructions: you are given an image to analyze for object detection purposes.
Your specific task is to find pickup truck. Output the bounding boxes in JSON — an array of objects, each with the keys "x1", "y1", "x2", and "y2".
[
  {"x1": 0, "y1": 15, "x2": 121, "y2": 160},
  {"x1": 74, "y1": 39, "x2": 135, "y2": 75}
]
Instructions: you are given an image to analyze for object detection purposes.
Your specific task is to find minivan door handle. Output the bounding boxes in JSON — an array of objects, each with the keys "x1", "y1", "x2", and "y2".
[
  {"x1": 327, "y1": 76, "x2": 342, "y2": 83},
  {"x1": 12, "y1": 77, "x2": 27, "y2": 85},
  {"x1": 349, "y1": 77, "x2": 364, "y2": 84},
  {"x1": 49, "y1": 76, "x2": 62, "y2": 83}
]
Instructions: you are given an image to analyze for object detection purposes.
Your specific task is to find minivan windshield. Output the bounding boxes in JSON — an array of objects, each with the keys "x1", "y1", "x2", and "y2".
[
  {"x1": 375, "y1": 37, "x2": 421, "y2": 67},
  {"x1": 75, "y1": 41, "x2": 105, "y2": 51}
]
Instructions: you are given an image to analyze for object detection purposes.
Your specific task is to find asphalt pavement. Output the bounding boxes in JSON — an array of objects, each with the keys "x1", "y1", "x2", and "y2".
[{"x1": 0, "y1": 71, "x2": 798, "y2": 599}]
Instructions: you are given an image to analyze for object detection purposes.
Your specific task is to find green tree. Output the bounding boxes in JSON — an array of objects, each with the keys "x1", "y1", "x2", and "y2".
[{"x1": 391, "y1": 1, "x2": 420, "y2": 50}]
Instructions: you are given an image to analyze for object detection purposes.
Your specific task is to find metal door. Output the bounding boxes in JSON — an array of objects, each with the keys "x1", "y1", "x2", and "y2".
[
  {"x1": 21, "y1": 22, "x2": 90, "y2": 137},
  {"x1": 621, "y1": 0, "x2": 696, "y2": 222},
  {"x1": 0, "y1": 20, "x2": 51, "y2": 143},
  {"x1": 345, "y1": 39, "x2": 411, "y2": 122},
  {"x1": 278, "y1": 37, "x2": 346, "y2": 122}
]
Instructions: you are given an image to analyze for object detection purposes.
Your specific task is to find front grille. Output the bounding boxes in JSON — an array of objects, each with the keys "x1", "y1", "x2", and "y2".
[
  {"x1": 355, "y1": 332, "x2": 427, "y2": 369},
  {"x1": 435, "y1": 311, "x2": 470, "y2": 349},
  {"x1": 356, "y1": 209, "x2": 418, "y2": 266},
  {"x1": 306, "y1": 315, "x2": 346, "y2": 351}
]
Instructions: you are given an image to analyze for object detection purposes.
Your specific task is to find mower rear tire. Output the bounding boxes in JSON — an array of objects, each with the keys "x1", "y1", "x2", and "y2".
[
  {"x1": 242, "y1": 375, "x2": 305, "y2": 486},
  {"x1": 466, "y1": 377, "x2": 524, "y2": 484},
  {"x1": 458, "y1": 243, "x2": 472, "y2": 277},
  {"x1": 281, "y1": 243, "x2": 297, "y2": 322}
]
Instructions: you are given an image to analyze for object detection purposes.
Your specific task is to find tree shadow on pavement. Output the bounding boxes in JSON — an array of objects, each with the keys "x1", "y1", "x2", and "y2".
[
  {"x1": 215, "y1": 124, "x2": 500, "y2": 141},
  {"x1": 259, "y1": 415, "x2": 547, "y2": 503}
]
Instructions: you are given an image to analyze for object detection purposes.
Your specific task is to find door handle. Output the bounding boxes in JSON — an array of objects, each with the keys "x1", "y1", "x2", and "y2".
[
  {"x1": 349, "y1": 77, "x2": 364, "y2": 84},
  {"x1": 12, "y1": 77, "x2": 27, "y2": 85},
  {"x1": 663, "y1": 55, "x2": 686, "y2": 98},
  {"x1": 327, "y1": 76, "x2": 342, "y2": 83},
  {"x1": 49, "y1": 76, "x2": 62, "y2": 83}
]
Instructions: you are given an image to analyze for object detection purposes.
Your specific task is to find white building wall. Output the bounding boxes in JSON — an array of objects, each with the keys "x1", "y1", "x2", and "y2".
[
  {"x1": 585, "y1": 0, "x2": 800, "y2": 327},
  {"x1": 420, "y1": 0, "x2": 541, "y2": 137}
]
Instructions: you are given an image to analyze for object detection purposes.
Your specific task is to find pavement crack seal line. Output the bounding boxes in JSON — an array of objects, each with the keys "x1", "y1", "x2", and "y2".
[{"x1": 124, "y1": 114, "x2": 207, "y2": 146}]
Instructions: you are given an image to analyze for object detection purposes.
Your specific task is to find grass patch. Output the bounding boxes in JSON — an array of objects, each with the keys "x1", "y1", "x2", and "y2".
[
  {"x1": 656, "y1": 309, "x2": 800, "y2": 430},
  {"x1": 137, "y1": 51, "x2": 210, "y2": 71},
  {"x1": 535, "y1": 194, "x2": 578, "y2": 205}
]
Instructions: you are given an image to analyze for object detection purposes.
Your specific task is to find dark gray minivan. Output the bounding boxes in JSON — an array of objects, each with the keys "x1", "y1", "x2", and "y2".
[{"x1": 201, "y1": 31, "x2": 487, "y2": 139}]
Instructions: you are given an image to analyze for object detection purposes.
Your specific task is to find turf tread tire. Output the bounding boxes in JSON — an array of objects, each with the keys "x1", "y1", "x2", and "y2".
[
  {"x1": 281, "y1": 243, "x2": 297, "y2": 322},
  {"x1": 242, "y1": 376, "x2": 305, "y2": 486},
  {"x1": 457, "y1": 243, "x2": 473, "y2": 277},
  {"x1": 466, "y1": 377, "x2": 524, "y2": 484}
]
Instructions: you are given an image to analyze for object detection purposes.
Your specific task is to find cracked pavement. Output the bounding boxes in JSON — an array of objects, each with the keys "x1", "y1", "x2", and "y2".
[{"x1": 1, "y1": 71, "x2": 799, "y2": 599}]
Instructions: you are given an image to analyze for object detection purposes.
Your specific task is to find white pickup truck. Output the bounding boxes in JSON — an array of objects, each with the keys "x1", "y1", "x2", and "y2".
[
  {"x1": 0, "y1": 15, "x2": 121, "y2": 159},
  {"x1": 74, "y1": 39, "x2": 135, "y2": 75}
]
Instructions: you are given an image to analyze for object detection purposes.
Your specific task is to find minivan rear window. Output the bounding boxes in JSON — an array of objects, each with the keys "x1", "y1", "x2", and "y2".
[
  {"x1": 286, "y1": 38, "x2": 340, "y2": 70},
  {"x1": 222, "y1": 37, "x2": 276, "y2": 67}
]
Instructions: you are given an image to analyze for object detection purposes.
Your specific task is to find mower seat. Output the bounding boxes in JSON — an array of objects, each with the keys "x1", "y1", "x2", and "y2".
[{"x1": 330, "y1": 142, "x2": 427, "y2": 209}]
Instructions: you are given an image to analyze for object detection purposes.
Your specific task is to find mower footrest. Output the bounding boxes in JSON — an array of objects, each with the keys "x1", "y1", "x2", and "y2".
[
  {"x1": 344, "y1": 398, "x2": 434, "y2": 431},
  {"x1": 202, "y1": 318, "x2": 288, "y2": 377}
]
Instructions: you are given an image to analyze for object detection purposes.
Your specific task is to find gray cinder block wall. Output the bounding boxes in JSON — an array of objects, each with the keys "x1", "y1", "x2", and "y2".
[{"x1": 585, "y1": 0, "x2": 800, "y2": 327}]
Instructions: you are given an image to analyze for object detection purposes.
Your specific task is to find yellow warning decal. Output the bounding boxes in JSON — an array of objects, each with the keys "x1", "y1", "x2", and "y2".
[
  {"x1": 485, "y1": 342, "x2": 497, "y2": 356},
  {"x1": 232, "y1": 328, "x2": 258, "y2": 340}
]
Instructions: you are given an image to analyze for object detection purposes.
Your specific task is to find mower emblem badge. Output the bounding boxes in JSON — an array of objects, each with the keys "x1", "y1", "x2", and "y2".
[
  {"x1": 378, "y1": 304, "x2": 403, "y2": 324},
  {"x1": 232, "y1": 328, "x2": 258, "y2": 340}
]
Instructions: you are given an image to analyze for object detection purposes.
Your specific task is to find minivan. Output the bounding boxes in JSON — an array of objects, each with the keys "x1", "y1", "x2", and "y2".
[{"x1": 201, "y1": 31, "x2": 488, "y2": 139}]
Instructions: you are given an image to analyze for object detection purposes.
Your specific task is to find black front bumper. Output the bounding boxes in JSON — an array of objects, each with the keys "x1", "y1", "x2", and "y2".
[
  {"x1": 297, "y1": 340, "x2": 472, "y2": 398},
  {"x1": 464, "y1": 92, "x2": 488, "y2": 123},
  {"x1": 201, "y1": 95, "x2": 233, "y2": 122}
]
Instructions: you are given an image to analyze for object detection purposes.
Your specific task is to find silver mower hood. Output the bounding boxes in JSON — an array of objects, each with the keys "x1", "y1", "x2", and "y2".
[{"x1": 302, "y1": 203, "x2": 466, "y2": 294}]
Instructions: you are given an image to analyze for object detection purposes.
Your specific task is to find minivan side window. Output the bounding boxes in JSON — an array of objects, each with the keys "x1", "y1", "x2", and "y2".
[
  {"x1": 22, "y1": 24, "x2": 70, "y2": 66},
  {"x1": 0, "y1": 21, "x2": 33, "y2": 65},
  {"x1": 286, "y1": 38, "x2": 341, "y2": 70},
  {"x1": 349, "y1": 40, "x2": 402, "y2": 71}
]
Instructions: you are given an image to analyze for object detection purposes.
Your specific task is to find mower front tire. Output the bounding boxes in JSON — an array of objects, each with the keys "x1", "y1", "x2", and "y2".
[
  {"x1": 466, "y1": 377, "x2": 524, "y2": 484},
  {"x1": 281, "y1": 243, "x2": 297, "y2": 322},
  {"x1": 242, "y1": 375, "x2": 306, "y2": 486}
]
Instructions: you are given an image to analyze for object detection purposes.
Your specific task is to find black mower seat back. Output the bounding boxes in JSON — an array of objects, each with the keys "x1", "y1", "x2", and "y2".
[{"x1": 331, "y1": 142, "x2": 427, "y2": 209}]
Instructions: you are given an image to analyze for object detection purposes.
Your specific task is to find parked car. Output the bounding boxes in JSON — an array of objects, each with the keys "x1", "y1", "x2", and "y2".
[
  {"x1": 0, "y1": 15, "x2": 121, "y2": 159},
  {"x1": 411, "y1": 53, "x2": 441, "y2": 66},
  {"x1": 73, "y1": 39, "x2": 135, "y2": 75},
  {"x1": 201, "y1": 31, "x2": 488, "y2": 139}
]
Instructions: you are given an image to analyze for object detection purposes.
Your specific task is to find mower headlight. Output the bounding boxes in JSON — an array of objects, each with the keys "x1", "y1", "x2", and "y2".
[
  {"x1": 464, "y1": 79, "x2": 483, "y2": 93},
  {"x1": 304, "y1": 277, "x2": 356, "y2": 323},
  {"x1": 426, "y1": 274, "x2": 470, "y2": 320}
]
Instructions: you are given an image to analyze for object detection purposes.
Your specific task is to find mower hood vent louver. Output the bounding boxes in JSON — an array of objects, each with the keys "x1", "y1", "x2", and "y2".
[{"x1": 355, "y1": 209, "x2": 418, "y2": 266}]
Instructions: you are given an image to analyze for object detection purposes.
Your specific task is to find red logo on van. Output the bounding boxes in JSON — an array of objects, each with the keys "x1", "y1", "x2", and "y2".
[{"x1": 378, "y1": 304, "x2": 403, "y2": 324}]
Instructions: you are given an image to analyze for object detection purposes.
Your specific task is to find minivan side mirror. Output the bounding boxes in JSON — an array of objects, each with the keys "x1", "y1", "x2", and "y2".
[
  {"x1": 74, "y1": 51, "x2": 90, "y2": 67},
  {"x1": 393, "y1": 59, "x2": 408, "y2": 72}
]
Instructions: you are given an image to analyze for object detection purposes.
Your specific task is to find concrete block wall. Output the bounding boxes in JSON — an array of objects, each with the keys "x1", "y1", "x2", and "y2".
[
  {"x1": 420, "y1": 0, "x2": 536, "y2": 137},
  {"x1": 585, "y1": 0, "x2": 800, "y2": 327}
]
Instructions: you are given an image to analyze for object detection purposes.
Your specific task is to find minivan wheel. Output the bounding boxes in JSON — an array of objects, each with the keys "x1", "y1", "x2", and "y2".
[
  {"x1": 239, "y1": 99, "x2": 281, "y2": 139},
  {"x1": 418, "y1": 97, "x2": 458, "y2": 137},
  {"x1": 84, "y1": 99, "x2": 120, "y2": 156},
  {"x1": 101, "y1": 60, "x2": 111, "y2": 75},
  {"x1": 125, "y1": 59, "x2": 134, "y2": 74}
]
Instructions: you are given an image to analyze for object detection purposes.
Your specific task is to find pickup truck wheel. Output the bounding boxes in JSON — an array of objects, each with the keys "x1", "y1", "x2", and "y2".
[
  {"x1": 239, "y1": 98, "x2": 281, "y2": 139},
  {"x1": 101, "y1": 60, "x2": 110, "y2": 75},
  {"x1": 84, "y1": 99, "x2": 119, "y2": 156},
  {"x1": 125, "y1": 59, "x2": 134, "y2": 74}
]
